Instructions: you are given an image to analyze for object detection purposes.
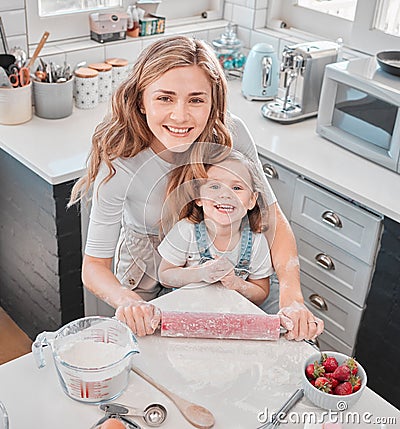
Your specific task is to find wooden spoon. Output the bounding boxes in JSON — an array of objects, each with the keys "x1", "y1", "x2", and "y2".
[
  {"x1": 131, "y1": 365, "x2": 215, "y2": 429},
  {"x1": 26, "y1": 31, "x2": 49, "y2": 70}
]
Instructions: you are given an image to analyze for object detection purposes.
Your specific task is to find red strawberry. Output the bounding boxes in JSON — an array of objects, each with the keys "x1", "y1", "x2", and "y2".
[
  {"x1": 305, "y1": 361, "x2": 325, "y2": 380},
  {"x1": 321, "y1": 353, "x2": 339, "y2": 373},
  {"x1": 350, "y1": 374, "x2": 362, "y2": 392},
  {"x1": 332, "y1": 364, "x2": 351, "y2": 381},
  {"x1": 345, "y1": 357, "x2": 358, "y2": 375},
  {"x1": 325, "y1": 372, "x2": 339, "y2": 389},
  {"x1": 334, "y1": 381, "x2": 353, "y2": 395},
  {"x1": 310, "y1": 379, "x2": 316, "y2": 386},
  {"x1": 315, "y1": 376, "x2": 332, "y2": 393}
]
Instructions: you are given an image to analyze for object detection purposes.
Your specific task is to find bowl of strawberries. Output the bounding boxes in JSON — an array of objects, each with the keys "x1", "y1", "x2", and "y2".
[{"x1": 302, "y1": 351, "x2": 367, "y2": 410}]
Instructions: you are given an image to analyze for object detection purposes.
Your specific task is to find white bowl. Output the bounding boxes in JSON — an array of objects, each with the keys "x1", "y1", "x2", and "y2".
[{"x1": 302, "y1": 351, "x2": 367, "y2": 410}]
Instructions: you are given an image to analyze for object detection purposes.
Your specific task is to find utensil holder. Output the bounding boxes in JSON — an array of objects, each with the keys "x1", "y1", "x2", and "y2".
[
  {"x1": 0, "y1": 82, "x2": 32, "y2": 125},
  {"x1": 33, "y1": 78, "x2": 74, "y2": 119}
]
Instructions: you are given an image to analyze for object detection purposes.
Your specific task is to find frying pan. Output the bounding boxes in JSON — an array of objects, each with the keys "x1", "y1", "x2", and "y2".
[{"x1": 376, "y1": 51, "x2": 400, "y2": 77}]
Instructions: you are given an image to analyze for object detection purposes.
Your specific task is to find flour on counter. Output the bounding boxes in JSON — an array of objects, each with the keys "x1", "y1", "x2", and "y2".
[{"x1": 57, "y1": 340, "x2": 129, "y2": 368}]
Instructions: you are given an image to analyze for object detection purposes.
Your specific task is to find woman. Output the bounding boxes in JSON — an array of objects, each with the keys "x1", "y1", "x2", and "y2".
[{"x1": 69, "y1": 35, "x2": 323, "y2": 341}]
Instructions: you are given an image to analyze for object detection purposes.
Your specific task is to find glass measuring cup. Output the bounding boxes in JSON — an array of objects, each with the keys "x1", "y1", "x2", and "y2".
[{"x1": 32, "y1": 316, "x2": 139, "y2": 403}]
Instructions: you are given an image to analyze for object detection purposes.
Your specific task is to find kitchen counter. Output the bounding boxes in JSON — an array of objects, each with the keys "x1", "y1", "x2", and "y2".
[
  {"x1": 0, "y1": 286, "x2": 399, "y2": 428},
  {"x1": 1, "y1": 79, "x2": 400, "y2": 222}
]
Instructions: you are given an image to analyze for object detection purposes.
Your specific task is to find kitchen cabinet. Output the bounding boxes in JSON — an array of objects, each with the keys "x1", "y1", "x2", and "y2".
[{"x1": 259, "y1": 155, "x2": 383, "y2": 355}]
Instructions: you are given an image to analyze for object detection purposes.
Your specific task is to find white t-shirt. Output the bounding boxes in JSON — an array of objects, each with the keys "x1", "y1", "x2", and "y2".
[
  {"x1": 158, "y1": 218, "x2": 274, "y2": 280},
  {"x1": 85, "y1": 114, "x2": 277, "y2": 258}
]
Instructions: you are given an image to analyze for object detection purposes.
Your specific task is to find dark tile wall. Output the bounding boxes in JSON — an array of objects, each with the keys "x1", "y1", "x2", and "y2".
[
  {"x1": 355, "y1": 217, "x2": 400, "y2": 409},
  {"x1": 0, "y1": 149, "x2": 84, "y2": 339}
]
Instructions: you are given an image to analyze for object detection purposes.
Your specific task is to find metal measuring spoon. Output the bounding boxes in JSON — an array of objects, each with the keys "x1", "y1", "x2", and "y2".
[{"x1": 100, "y1": 402, "x2": 168, "y2": 427}]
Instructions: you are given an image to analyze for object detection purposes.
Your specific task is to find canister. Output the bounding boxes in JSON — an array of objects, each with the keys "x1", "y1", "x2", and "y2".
[
  {"x1": 74, "y1": 67, "x2": 99, "y2": 109},
  {"x1": 0, "y1": 82, "x2": 32, "y2": 125},
  {"x1": 105, "y1": 58, "x2": 129, "y2": 92},
  {"x1": 88, "y1": 62, "x2": 112, "y2": 103}
]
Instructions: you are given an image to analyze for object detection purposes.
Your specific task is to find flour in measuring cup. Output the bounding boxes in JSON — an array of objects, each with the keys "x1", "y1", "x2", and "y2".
[{"x1": 58, "y1": 340, "x2": 129, "y2": 368}]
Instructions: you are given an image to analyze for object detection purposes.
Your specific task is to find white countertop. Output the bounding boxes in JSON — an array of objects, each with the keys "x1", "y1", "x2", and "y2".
[
  {"x1": 0, "y1": 286, "x2": 399, "y2": 428},
  {"x1": 1, "y1": 79, "x2": 400, "y2": 222}
]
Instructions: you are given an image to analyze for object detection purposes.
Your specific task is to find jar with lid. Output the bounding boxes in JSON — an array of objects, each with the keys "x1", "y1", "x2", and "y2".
[{"x1": 212, "y1": 22, "x2": 246, "y2": 73}]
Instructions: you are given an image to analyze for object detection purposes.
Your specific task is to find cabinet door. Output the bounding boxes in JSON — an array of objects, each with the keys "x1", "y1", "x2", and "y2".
[
  {"x1": 301, "y1": 271, "x2": 363, "y2": 347},
  {"x1": 293, "y1": 223, "x2": 374, "y2": 307},
  {"x1": 291, "y1": 178, "x2": 382, "y2": 264},
  {"x1": 259, "y1": 155, "x2": 297, "y2": 221}
]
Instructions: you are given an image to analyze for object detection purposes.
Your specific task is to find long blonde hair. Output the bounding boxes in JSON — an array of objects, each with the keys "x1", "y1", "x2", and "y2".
[
  {"x1": 161, "y1": 144, "x2": 269, "y2": 236},
  {"x1": 69, "y1": 36, "x2": 232, "y2": 205}
]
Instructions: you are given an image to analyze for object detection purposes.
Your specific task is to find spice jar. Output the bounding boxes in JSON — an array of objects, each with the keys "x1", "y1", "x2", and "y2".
[
  {"x1": 105, "y1": 58, "x2": 129, "y2": 92},
  {"x1": 88, "y1": 62, "x2": 112, "y2": 103},
  {"x1": 74, "y1": 67, "x2": 99, "y2": 109},
  {"x1": 212, "y1": 22, "x2": 246, "y2": 73}
]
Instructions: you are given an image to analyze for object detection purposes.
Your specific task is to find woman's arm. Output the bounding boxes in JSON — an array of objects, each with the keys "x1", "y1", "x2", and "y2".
[
  {"x1": 82, "y1": 254, "x2": 161, "y2": 336},
  {"x1": 265, "y1": 203, "x2": 324, "y2": 340}
]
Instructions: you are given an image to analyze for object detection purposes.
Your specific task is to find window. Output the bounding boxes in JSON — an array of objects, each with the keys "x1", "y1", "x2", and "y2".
[
  {"x1": 297, "y1": 0, "x2": 357, "y2": 21},
  {"x1": 26, "y1": 0, "x2": 223, "y2": 46},
  {"x1": 267, "y1": 0, "x2": 400, "y2": 55}
]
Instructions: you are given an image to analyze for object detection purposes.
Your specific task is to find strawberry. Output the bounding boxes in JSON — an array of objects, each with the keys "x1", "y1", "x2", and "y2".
[
  {"x1": 315, "y1": 376, "x2": 332, "y2": 393},
  {"x1": 325, "y1": 372, "x2": 339, "y2": 389},
  {"x1": 321, "y1": 353, "x2": 339, "y2": 373},
  {"x1": 334, "y1": 381, "x2": 353, "y2": 395},
  {"x1": 305, "y1": 361, "x2": 325, "y2": 380},
  {"x1": 332, "y1": 364, "x2": 351, "y2": 381},
  {"x1": 350, "y1": 374, "x2": 362, "y2": 392},
  {"x1": 345, "y1": 357, "x2": 358, "y2": 375}
]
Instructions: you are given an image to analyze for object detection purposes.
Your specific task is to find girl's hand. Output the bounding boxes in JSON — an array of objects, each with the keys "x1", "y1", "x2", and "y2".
[
  {"x1": 115, "y1": 301, "x2": 161, "y2": 337},
  {"x1": 219, "y1": 268, "x2": 240, "y2": 290},
  {"x1": 278, "y1": 301, "x2": 324, "y2": 341},
  {"x1": 200, "y1": 257, "x2": 234, "y2": 283}
]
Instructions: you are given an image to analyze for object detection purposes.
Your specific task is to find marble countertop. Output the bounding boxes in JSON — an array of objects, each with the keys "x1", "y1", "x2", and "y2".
[
  {"x1": 1, "y1": 286, "x2": 399, "y2": 428},
  {"x1": 1, "y1": 78, "x2": 400, "y2": 222}
]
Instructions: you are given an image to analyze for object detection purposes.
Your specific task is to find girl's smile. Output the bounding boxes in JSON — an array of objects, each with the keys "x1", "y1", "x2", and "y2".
[{"x1": 142, "y1": 65, "x2": 212, "y2": 155}]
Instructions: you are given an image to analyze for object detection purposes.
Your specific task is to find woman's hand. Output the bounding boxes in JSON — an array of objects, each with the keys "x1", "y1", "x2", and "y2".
[
  {"x1": 115, "y1": 301, "x2": 161, "y2": 337},
  {"x1": 97, "y1": 418, "x2": 126, "y2": 429},
  {"x1": 278, "y1": 301, "x2": 324, "y2": 341}
]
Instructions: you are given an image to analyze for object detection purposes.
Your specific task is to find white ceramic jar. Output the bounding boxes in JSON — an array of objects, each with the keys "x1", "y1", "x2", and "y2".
[
  {"x1": 105, "y1": 58, "x2": 129, "y2": 92},
  {"x1": 88, "y1": 62, "x2": 113, "y2": 103},
  {"x1": 74, "y1": 67, "x2": 99, "y2": 109},
  {"x1": 0, "y1": 82, "x2": 32, "y2": 125}
]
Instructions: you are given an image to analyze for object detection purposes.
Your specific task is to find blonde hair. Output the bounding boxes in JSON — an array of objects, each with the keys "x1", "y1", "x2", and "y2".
[
  {"x1": 69, "y1": 36, "x2": 232, "y2": 205},
  {"x1": 161, "y1": 144, "x2": 269, "y2": 236}
]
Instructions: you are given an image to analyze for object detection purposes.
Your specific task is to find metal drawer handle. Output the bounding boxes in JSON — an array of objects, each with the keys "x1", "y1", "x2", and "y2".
[
  {"x1": 309, "y1": 293, "x2": 328, "y2": 311},
  {"x1": 262, "y1": 163, "x2": 279, "y2": 179},
  {"x1": 315, "y1": 253, "x2": 335, "y2": 270},
  {"x1": 321, "y1": 210, "x2": 343, "y2": 228}
]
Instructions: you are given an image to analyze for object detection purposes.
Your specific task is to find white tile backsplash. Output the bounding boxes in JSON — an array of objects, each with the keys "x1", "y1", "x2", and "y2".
[
  {"x1": 104, "y1": 39, "x2": 143, "y2": 64},
  {"x1": 223, "y1": 2, "x2": 234, "y2": 21},
  {"x1": 1, "y1": 9, "x2": 26, "y2": 36},
  {"x1": 232, "y1": 5, "x2": 255, "y2": 29},
  {"x1": 0, "y1": 0, "x2": 24, "y2": 11}
]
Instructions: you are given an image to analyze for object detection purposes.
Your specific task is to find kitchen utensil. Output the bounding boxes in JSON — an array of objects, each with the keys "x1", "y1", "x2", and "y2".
[
  {"x1": 0, "y1": 66, "x2": 11, "y2": 87},
  {"x1": 131, "y1": 366, "x2": 215, "y2": 429},
  {"x1": 26, "y1": 31, "x2": 49, "y2": 70},
  {"x1": 0, "y1": 16, "x2": 9, "y2": 54},
  {"x1": 0, "y1": 401, "x2": 8, "y2": 429},
  {"x1": 257, "y1": 388, "x2": 304, "y2": 429},
  {"x1": 376, "y1": 51, "x2": 400, "y2": 76},
  {"x1": 32, "y1": 316, "x2": 140, "y2": 403},
  {"x1": 0, "y1": 54, "x2": 14, "y2": 70},
  {"x1": 9, "y1": 46, "x2": 27, "y2": 68},
  {"x1": 242, "y1": 43, "x2": 279, "y2": 101},
  {"x1": 8, "y1": 65, "x2": 30, "y2": 87},
  {"x1": 99, "y1": 402, "x2": 167, "y2": 427}
]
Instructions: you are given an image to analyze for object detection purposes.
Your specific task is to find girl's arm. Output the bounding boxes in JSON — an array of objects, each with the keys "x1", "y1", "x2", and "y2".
[
  {"x1": 158, "y1": 257, "x2": 233, "y2": 287},
  {"x1": 220, "y1": 274, "x2": 270, "y2": 306},
  {"x1": 265, "y1": 203, "x2": 324, "y2": 340},
  {"x1": 82, "y1": 254, "x2": 161, "y2": 336}
]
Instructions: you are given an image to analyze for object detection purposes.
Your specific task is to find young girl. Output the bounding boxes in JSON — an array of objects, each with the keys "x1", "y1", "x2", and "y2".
[
  {"x1": 69, "y1": 35, "x2": 323, "y2": 340},
  {"x1": 158, "y1": 148, "x2": 274, "y2": 306}
]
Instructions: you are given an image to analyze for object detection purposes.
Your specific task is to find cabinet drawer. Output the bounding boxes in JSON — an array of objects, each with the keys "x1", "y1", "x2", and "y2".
[
  {"x1": 293, "y1": 223, "x2": 373, "y2": 307},
  {"x1": 259, "y1": 156, "x2": 297, "y2": 221},
  {"x1": 291, "y1": 178, "x2": 382, "y2": 264},
  {"x1": 301, "y1": 271, "x2": 363, "y2": 346}
]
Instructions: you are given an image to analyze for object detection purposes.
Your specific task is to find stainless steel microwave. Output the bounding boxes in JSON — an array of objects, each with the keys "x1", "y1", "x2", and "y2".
[{"x1": 317, "y1": 57, "x2": 400, "y2": 172}]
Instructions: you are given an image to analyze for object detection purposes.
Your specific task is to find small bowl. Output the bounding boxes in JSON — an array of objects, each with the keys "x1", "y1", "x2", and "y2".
[
  {"x1": 376, "y1": 51, "x2": 400, "y2": 76},
  {"x1": 302, "y1": 351, "x2": 367, "y2": 410}
]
